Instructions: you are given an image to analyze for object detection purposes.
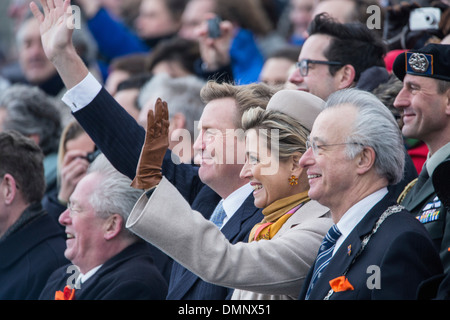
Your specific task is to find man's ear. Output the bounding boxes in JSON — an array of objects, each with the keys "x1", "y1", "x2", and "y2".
[
  {"x1": 336, "y1": 64, "x2": 356, "y2": 89},
  {"x1": 1, "y1": 173, "x2": 18, "y2": 205},
  {"x1": 355, "y1": 146, "x2": 376, "y2": 175},
  {"x1": 444, "y1": 88, "x2": 450, "y2": 116},
  {"x1": 103, "y1": 214, "x2": 124, "y2": 240}
]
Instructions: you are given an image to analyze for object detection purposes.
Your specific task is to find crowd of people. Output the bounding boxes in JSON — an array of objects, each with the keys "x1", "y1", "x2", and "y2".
[{"x1": 0, "y1": 0, "x2": 449, "y2": 302}]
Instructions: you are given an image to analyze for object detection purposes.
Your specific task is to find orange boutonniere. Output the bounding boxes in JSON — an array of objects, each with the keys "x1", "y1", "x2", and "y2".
[
  {"x1": 329, "y1": 276, "x2": 354, "y2": 292},
  {"x1": 55, "y1": 286, "x2": 75, "y2": 300}
]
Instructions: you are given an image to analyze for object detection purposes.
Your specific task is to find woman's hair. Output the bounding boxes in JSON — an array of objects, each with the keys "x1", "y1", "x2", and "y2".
[{"x1": 241, "y1": 106, "x2": 309, "y2": 161}]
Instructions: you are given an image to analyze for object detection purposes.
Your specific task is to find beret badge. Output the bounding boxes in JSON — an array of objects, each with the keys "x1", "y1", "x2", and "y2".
[{"x1": 406, "y1": 52, "x2": 433, "y2": 76}]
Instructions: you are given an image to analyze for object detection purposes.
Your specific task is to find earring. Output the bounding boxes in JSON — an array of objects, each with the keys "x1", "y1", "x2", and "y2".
[{"x1": 288, "y1": 175, "x2": 298, "y2": 186}]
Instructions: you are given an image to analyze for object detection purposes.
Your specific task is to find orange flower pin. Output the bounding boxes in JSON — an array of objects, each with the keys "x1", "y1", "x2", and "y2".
[
  {"x1": 55, "y1": 286, "x2": 75, "y2": 300},
  {"x1": 329, "y1": 276, "x2": 354, "y2": 292}
]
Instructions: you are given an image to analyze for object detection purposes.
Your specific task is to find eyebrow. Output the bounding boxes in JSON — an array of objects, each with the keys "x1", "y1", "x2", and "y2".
[{"x1": 308, "y1": 135, "x2": 326, "y2": 144}]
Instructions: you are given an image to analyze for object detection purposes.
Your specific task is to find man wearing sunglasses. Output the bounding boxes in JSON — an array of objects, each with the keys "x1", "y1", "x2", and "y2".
[{"x1": 288, "y1": 13, "x2": 388, "y2": 101}]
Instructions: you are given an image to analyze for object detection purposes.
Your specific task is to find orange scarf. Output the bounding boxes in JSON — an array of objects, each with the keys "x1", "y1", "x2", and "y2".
[{"x1": 248, "y1": 191, "x2": 310, "y2": 242}]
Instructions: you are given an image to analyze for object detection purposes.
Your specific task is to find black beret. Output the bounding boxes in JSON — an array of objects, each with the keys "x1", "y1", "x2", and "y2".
[{"x1": 392, "y1": 44, "x2": 450, "y2": 82}]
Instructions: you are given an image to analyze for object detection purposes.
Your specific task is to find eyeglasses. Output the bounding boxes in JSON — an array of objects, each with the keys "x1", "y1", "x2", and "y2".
[
  {"x1": 296, "y1": 59, "x2": 344, "y2": 77},
  {"x1": 306, "y1": 139, "x2": 363, "y2": 156}
]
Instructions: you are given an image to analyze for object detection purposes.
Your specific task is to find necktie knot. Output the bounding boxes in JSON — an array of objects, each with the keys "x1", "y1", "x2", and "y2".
[
  {"x1": 209, "y1": 200, "x2": 227, "y2": 228},
  {"x1": 321, "y1": 224, "x2": 341, "y2": 249}
]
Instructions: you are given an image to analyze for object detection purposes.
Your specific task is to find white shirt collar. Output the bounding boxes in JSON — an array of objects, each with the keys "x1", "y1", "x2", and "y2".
[
  {"x1": 221, "y1": 183, "x2": 253, "y2": 228},
  {"x1": 334, "y1": 187, "x2": 388, "y2": 255},
  {"x1": 76, "y1": 264, "x2": 102, "y2": 287}
]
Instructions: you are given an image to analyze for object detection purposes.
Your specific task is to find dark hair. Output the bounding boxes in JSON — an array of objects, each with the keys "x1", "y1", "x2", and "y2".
[
  {"x1": 165, "y1": 0, "x2": 190, "y2": 22},
  {"x1": 146, "y1": 37, "x2": 200, "y2": 75},
  {"x1": 308, "y1": 13, "x2": 386, "y2": 82},
  {"x1": 0, "y1": 131, "x2": 45, "y2": 203},
  {"x1": 215, "y1": 0, "x2": 273, "y2": 35}
]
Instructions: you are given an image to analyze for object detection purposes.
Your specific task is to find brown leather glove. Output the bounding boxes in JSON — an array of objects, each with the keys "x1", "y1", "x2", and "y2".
[{"x1": 131, "y1": 98, "x2": 169, "y2": 189}]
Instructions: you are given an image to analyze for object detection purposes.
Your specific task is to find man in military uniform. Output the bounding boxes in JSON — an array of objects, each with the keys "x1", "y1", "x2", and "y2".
[{"x1": 393, "y1": 43, "x2": 450, "y2": 273}]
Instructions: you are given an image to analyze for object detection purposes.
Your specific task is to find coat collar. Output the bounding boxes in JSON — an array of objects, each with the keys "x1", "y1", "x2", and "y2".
[{"x1": 0, "y1": 204, "x2": 64, "y2": 269}]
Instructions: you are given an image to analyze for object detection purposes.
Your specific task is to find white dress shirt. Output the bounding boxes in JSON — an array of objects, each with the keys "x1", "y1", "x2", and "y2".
[
  {"x1": 75, "y1": 264, "x2": 102, "y2": 289},
  {"x1": 62, "y1": 72, "x2": 102, "y2": 112},
  {"x1": 220, "y1": 183, "x2": 254, "y2": 228},
  {"x1": 334, "y1": 187, "x2": 388, "y2": 255}
]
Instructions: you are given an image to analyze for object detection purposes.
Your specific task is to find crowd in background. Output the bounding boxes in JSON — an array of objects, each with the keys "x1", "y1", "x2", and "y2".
[{"x1": 0, "y1": 0, "x2": 449, "y2": 301}]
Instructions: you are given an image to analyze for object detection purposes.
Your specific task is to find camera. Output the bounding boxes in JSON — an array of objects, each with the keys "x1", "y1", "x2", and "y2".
[
  {"x1": 207, "y1": 17, "x2": 222, "y2": 38},
  {"x1": 409, "y1": 7, "x2": 441, "y2": 31}
]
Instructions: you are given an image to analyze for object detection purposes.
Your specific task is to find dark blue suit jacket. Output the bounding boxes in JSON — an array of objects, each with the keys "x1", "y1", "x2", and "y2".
[
  {"x1": 298, "y1": 193, "x2": 443, "y2": 300},
  {"x1": 0, "y1": 204, "x2": 68, "y2": 300},
  {"x1": 72, "y1": 88, "x2": 263, "y2": 299}
]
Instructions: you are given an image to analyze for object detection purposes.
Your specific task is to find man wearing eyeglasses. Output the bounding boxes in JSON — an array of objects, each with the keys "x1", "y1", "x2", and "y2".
[
  {"x1": 298, "y1": 88, "x2": 442, "y2": 300},
  {"x1": 288, "y1": 12, "x2": 417, "y2": 202},
  {"x1": 287, "y1": 13, "x2": 388, "y2": 101}
]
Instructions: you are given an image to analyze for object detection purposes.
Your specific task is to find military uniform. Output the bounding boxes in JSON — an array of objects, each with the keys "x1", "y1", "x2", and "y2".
[
  {"x1": 394, "y1": 44, "x2": 450, "y2": 274},
  {"x1": 399, "y1": 154, "x2": 450, "y2": 273}
]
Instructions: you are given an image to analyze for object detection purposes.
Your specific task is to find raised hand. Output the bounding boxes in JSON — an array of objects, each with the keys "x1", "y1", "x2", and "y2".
[
  {"x1": 131, "y1": 98, "x2": 170, "y2": 190},
  {"x1": 30, "y1": 0, "x2": 73, "y2": 62},
  {"x1": 30, "y1": 0, "x2": 88, "y2": 88}
]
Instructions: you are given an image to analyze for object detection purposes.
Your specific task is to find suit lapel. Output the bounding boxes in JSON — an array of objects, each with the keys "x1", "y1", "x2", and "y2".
[{"x1": 221, "y1": 194, "x2": 261, "y2": 242}]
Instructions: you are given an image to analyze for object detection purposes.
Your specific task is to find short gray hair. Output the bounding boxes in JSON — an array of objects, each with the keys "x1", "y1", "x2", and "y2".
[
  {"x1": 87, "y1": 154, "x2": 142, "y2": 237},
  {"x1": 325, "y1": 88, "x2": 405, "y2": 185},
  {"x1": 138, "y1": 73, "x2": 205, "y2": 138},
  {"x1": 0, "y1": 84, "x2": 61, "y2": 155}
]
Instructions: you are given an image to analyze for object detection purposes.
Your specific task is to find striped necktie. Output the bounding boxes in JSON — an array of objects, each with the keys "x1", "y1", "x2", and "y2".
[
  {"x1": 209, "y1": 200, "x2": 227, "y2": 228},
  {"x1": 305, "y1": 224, "x2": 341, "y2": 299}
]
